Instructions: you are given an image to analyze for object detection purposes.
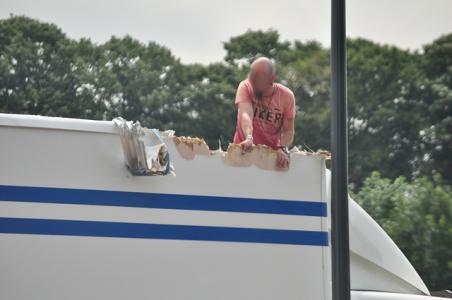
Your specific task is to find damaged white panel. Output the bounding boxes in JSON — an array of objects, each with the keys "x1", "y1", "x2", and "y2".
[{"x1": 113, "y1": 117, "x2": 174, "y2": 176}]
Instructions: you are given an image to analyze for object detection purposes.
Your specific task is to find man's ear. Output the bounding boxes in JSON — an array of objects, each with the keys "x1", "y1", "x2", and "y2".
[{"x1": 271, "y1": 74, "x2": 276, "y2": 82}]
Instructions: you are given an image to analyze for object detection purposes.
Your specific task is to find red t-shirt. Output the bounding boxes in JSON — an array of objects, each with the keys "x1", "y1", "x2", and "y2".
[{"x1": 233, "y1": 78, "x2": 296, "y2": 150}]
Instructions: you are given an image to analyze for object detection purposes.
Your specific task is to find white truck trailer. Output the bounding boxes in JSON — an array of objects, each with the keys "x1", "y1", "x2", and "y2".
[{"x1": 0, "y1": 113, "x2": 443, "y2": 300}]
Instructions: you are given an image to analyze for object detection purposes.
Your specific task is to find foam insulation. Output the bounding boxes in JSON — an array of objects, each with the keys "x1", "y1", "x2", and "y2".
[
  {"x1": 173, "y1": 136, "x2": 212, "y2": 160},
  {"x1": 171, "y1": 135, "x2": 330, "y2": 171}
]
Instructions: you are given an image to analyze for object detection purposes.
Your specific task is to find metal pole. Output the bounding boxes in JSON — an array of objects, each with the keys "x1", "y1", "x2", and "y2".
[{"x1": 331, "y1": 0, "x2": 351, "y2": 299}]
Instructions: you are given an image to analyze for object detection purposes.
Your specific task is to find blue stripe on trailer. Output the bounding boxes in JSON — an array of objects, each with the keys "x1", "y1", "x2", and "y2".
[
  {"x1": 0, "y1": 217, "x2": 329, "y2": 246},
  {"x1": 0, "y1": 185, "x2": 327, "y2": 217}
]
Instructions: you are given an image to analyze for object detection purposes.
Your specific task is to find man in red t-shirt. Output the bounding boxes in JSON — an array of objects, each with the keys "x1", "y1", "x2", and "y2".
[{"x1": 233, "y1": 57, "x2": 296, "y2": 169}]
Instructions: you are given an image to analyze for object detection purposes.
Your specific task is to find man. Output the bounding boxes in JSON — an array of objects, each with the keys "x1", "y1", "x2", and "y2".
[{"x1": 233, "y1": 57, "x2": 296, "y2": 169}]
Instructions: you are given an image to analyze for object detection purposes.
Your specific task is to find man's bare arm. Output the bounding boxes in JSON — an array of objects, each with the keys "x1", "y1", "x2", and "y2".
[
  {"x1": 280, "y1": 117, "x2": 295, "y2": 147},
  {"x1": 237, "y1": 101, "x2": 254, "y2": 153},
  {"x1": 238, "y1": 102, "x2": 254, "y2": 137},
  {"x1": 275, "y1": 117, "x2": 294, "y2": 169}
]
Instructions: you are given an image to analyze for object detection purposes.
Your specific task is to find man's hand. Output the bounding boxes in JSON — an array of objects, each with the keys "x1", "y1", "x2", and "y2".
[
  {"x1": 276, "y1": 148, "x2": 290, "y2": 169},
  {"x1": 240, "y1": 136, "x2": 253, "y2": 154},
  {"x1": 237, "y1": 102, "x2": 254, "y2": 155}
]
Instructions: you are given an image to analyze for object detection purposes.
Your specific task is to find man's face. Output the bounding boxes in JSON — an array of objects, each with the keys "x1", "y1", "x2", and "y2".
[{"x1": 249, "y1": 67, "x2": 273, "y2": 98}]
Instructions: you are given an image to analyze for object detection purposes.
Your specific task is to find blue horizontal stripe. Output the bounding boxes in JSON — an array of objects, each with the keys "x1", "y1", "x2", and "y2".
[
  {"x1": 0, "y1": 185, "x2": 327, "y2": 217},
  {"x1": 0, "y1": 218, "x2": 329, "y2": 246}
]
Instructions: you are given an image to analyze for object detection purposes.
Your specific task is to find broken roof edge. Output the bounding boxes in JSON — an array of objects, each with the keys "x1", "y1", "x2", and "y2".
[
  {"x1": 123, "y1": 121, "x2": 332, "y2": 160},
  {"x1": 170, "y1": 134, "x2": 331, "y2": 161}
]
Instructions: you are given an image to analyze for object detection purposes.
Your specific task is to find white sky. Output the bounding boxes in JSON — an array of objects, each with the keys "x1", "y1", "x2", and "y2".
[{"x1": 1, "y1": 0, "x2": 451, "y2": 64}]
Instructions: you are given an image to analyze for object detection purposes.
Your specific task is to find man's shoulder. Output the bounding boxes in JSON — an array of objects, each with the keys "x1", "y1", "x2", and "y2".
[
  {"x1": 276, "y1": 83, "x2": 295, "y2": 98},
  {"x1": 235, "y1": 78, "x2": 254, "y2": 105},
  {"x1": 240, "y1": 78, "x2": 252, "y2": 88},
  {"x1": 237, "y1": 78, "x2": 254, "y2": 95}
]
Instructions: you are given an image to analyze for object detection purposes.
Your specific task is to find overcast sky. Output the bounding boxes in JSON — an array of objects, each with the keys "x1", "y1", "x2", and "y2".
[{"x1": 1, "y1": 0, "x2": 451, "y2": 64}]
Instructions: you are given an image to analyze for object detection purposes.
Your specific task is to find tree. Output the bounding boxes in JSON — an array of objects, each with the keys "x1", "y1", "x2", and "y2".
[
  {"x1": 223, "y1": 29, "x2": 290, "y2": 64},
  {"x1": 0, "y1": 15, "x2": 89, "y2": 117},
  {"x1": 347, "y1": 38, "x2": 428, "y2": 187},
  {"x1": 416, "y1": 34, "x2": 452, "y2": 183},
  {"x1": 352, "y1": 172, "x2": 452, "y2": 291}
]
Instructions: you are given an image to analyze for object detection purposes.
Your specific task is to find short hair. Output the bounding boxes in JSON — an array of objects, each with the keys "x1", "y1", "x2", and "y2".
[{"x1": 251, "y1": 56, "x2": 275, "y2": 77}]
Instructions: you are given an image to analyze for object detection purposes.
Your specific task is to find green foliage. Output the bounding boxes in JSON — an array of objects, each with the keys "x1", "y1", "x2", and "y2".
[
  {"x1": 347, "y1": 39, "x2": 428, "y2": 185},
  {"x1": 223, "y1": 29, "x2": 290, "y2": 64},
  {"x1": 0, "y1": 16, "x2": 78, "y2": 116},
  {"x1": 352, "y1": 172, "x2": 452, "y2": 291},
  {"x1": 416, "y1": 34, "x2": 452, "y2": 182}
]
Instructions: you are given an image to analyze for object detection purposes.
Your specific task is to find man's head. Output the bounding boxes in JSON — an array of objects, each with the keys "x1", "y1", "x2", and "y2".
[{"x1": 249, "y1": 57, "x2": 276, "y2": 99}]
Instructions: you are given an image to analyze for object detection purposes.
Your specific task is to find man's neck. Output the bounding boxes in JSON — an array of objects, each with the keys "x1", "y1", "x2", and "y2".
[{"x1": 262, "y1": 83, "x2": 275, "y2": 97}]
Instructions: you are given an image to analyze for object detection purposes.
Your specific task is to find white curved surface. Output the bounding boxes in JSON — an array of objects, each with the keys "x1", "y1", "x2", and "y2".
[{"x1": 326, "y1": 170, "x2": 430, "y2": 295}]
